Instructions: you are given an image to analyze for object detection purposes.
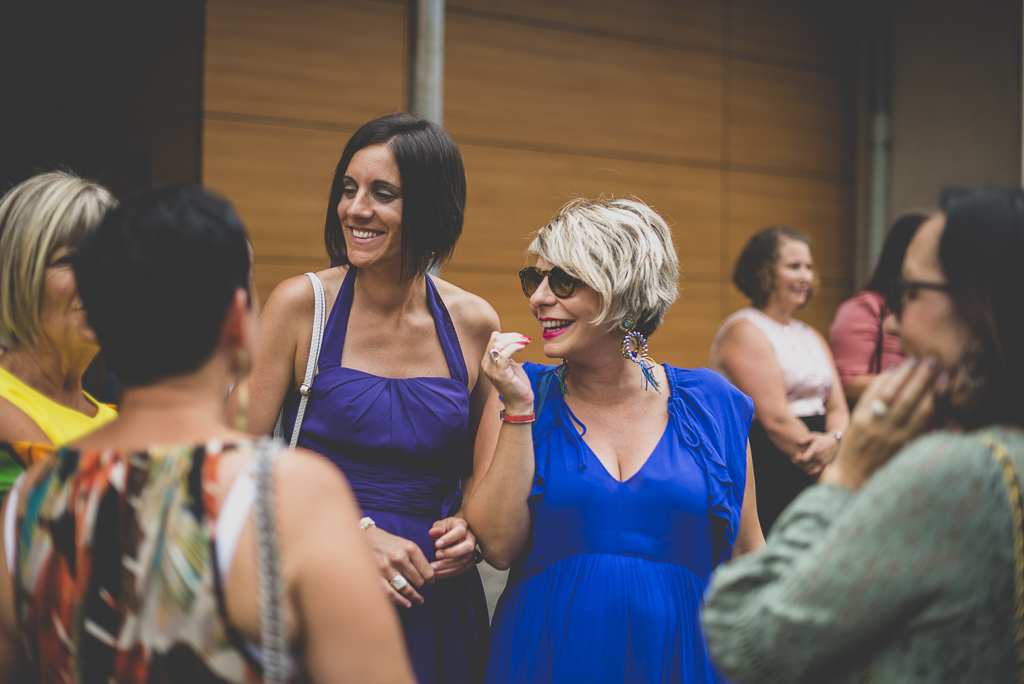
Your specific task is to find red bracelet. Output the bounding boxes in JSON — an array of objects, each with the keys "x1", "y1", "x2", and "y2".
[{"x1": 500, "y1": 410, "x2": 535, "y2": 424}]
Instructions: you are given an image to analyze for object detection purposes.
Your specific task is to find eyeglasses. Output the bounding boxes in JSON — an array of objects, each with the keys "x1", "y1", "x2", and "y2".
[
  {"x1": 890, "y1": 276, "x2": 951, "y2": 318},
  {"x1": 519, "y1": 266, "x2": 581, "y2": 299}
]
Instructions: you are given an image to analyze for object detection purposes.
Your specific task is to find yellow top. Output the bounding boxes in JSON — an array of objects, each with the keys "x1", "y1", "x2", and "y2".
[{"x1": 0, "y1": 365, "x2": 117, "y2": 446}]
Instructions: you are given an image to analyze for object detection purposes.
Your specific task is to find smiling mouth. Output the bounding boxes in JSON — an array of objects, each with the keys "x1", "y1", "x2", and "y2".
[
  {"x1": 349, "y1": 227, "x2": 384, "y2": 240},
  {"x1": 540, "y1": 319, "x2": 573, "y2": 339}
]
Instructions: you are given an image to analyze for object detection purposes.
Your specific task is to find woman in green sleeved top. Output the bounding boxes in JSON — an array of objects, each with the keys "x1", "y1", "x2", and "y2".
[
  {"x1": 0, "y1": 172, "x2": 118, "y2": 496},
  {"x1": 702, "y1": 187, "x2": 1024, "y2": 683}
]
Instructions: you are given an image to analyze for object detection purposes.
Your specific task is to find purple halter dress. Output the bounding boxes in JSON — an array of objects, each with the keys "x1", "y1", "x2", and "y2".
[{"x1": 283, "y1": 269, "x2": 488, "y2": 684}]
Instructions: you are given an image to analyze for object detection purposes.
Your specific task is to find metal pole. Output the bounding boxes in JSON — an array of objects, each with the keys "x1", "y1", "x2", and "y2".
[
  {"x1": 864, "y1": 9, "x2": 892, "y2": 285},
  {"x1": 408, "y1": 0, "x2": 444, "y2": 124}
]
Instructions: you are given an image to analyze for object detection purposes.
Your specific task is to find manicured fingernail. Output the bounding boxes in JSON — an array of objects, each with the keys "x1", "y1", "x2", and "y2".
[
  {"x1": 925, "y1": 355, "x2": 938, "y2": 370},
  {"x1": 436, "y1": 551, "x2": 444, "y2": 559},
  {"x1": 908, "y1": 356, "x2": 920, "y2": 369},
  {"x1": 522, "y1": 336, "x2": 532, "y2": 342}
]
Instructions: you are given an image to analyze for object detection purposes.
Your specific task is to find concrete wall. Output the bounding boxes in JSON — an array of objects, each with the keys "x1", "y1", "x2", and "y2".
[{"x1": 888, "y1": 0, "x2": 1022, "y2": 218}]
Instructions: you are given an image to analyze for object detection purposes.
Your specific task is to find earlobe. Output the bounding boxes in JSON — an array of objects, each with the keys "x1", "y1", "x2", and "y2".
[{"x1": 220, "y1": 288, "x2": 251, "y2": 348}]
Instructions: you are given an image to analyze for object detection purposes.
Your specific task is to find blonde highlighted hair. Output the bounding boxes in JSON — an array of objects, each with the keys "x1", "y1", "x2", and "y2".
[
  {"x1": 528, "y1": 197, "x2": 679, "y2": 336},
  {"x1": 0, "y1": 171, "x2": 116, "y2": 349}
]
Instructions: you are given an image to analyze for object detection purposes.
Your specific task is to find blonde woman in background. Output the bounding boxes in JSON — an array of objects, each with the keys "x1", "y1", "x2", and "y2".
[{"x1": 0, "y1": 171, "x2": 118, "y2": 497}]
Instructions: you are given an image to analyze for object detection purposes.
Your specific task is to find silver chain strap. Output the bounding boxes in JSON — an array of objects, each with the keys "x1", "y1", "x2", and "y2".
[{"x1": 254, "y1": 437, "x2": 288, "y2": 683}]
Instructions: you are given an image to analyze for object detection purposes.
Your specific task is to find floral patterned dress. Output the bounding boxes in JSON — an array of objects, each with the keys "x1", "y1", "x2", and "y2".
[{"x1": 5, "y1": 441, "x2": 278, "y2": 683}]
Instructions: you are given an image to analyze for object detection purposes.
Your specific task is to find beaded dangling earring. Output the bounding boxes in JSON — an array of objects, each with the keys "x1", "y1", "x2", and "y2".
[
  {"x1": 620, "y1": 318, "x2": 660, "y2": 393},
  {"x1": 555, "y1": 359, "x2": 570, "y2": 396}
]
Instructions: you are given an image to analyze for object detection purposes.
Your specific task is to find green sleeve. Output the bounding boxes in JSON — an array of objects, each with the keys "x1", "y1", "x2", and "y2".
[{"x1": 702, "y1": 432, "x2": 1000, "y2": 683}]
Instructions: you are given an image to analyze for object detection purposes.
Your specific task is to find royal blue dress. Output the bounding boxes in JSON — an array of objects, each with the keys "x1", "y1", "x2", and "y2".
[
  {"x1": 284, "y1": 269, "x2": 488, "y2": 684},
  {"x1": 486, "y1": 363, "x2": 753, "y2": 684}
]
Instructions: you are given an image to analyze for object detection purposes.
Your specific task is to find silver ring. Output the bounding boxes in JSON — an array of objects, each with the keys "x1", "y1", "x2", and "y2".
[
  {"x1": 390, "y1": 574, "x2": 409, "y2": 591},
  {"x1": 869, "y1": 399, "x2": 890, "y2": 418},
  {"x1": 489, "y1": 349, "x2": 500, "y2": 363}
]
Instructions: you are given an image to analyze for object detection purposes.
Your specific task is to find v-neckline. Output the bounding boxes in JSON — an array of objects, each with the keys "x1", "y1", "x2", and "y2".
[
  {"x1": 579, "y1": 420, "x2": 672, "y2": 485},
  {"x1": 567, "y1": 365, "x2": 674, "y2": 485}
]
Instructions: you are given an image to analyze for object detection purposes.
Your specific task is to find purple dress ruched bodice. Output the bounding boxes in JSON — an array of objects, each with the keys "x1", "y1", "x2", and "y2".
[{"x1": 284, "y1": 269, "x2": 487, "y2": 684}]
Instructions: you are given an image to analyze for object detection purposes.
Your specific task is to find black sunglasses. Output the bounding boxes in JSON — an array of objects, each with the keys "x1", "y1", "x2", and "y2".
[
  {"x1": 889, "y1": 277, "x2": 951, "y2": 318},
  {"x1": 519, "y1": 266, "x2": 581, "y2": 299}
]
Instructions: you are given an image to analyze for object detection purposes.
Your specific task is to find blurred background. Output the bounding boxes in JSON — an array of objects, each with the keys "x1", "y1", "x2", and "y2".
[{"x1": 2, "y1": 0, "x2": 1021, "y2": 368}]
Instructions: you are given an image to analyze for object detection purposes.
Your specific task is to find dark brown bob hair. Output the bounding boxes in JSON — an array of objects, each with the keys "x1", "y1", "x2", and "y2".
[
  {"x1": 324, "y1": 113, "x2": 466, "y2": 279},
  {"x1": 732, "y1": 226, "x2": 816, "y2": 309}
]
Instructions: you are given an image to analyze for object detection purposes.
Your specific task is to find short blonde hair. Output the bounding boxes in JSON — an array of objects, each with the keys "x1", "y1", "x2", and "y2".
[
  {"x1": 0, "y1": 172, "x2": 116, "y2": 349},
  {"x1": 528, "y1": 197, "x2": 679, "y2": 335}
]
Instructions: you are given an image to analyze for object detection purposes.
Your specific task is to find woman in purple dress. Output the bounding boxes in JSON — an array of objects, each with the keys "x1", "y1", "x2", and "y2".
[{"x1": 244, "y1": 114, "x2": 497, "y2": 684}]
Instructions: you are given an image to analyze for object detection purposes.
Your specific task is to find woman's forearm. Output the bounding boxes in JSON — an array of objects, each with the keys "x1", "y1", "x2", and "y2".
[
  {"x1": 760, "y1": 413, "x2": 813, "y2": 457},
  {"x1": 464, "y1": 424, "x2": 536, "y2": 570}
]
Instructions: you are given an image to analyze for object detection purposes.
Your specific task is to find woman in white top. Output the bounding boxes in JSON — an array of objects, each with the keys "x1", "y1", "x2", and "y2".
[{"x1": 710, "y1": 226, "x2": 848, "y2": 532}]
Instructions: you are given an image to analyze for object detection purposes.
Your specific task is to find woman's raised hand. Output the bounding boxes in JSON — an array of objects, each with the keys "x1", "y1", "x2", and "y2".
[
  {"x1": 364, "y1": 526, "x2": 435, "y2": 609},
  {"x1": 481, "y1": 331, "x2": 534, "y2": 414},
  {"x1": 821, "y1": 356, "x2": 946, "y2": 490}
]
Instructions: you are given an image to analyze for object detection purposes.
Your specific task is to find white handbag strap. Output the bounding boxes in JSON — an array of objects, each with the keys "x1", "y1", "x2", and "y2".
[{"x1": 273, "y1": 272, "x2": 326, "y2": 447}]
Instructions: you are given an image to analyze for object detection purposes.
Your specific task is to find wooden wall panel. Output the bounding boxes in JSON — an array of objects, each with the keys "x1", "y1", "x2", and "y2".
[
  {"x1": 203, "y1": 0, "x2": 857, "y2": 367},
  {"x1": 448, "y1": 0, "x2": 723, "y2": 51},
  {"x1": 730, "y1": 60, "x2": 853, "y2": 175},
  {"x1": 657, "y1": 281, "x2": 723, "y2": 369},
  {"x1": 445, "y1": 14, "x2": 722, "y2": 160},
  {"x1": 731, "y1": 0, "x2": 849, "y2": 68},
  {"x1": 205, "y1": 0, "x2": 404, "y2": 123},
  {"x1": 455, "y1": 144, "x2": 722, "y2": 278},
  {"x1": 203, "y1": 119, "x2": 352, "y2": 261},
  {"x1": 728, "y1": 172, "x2": 854, "y2": 282}
]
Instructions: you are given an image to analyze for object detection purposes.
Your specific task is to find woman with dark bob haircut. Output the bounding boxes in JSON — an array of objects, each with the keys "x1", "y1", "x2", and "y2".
[
  {"x1": 0, "y1": 186, "x2": 413, "y2": 683},
  {"x1": 703, "y1": 188, "x2": 1024, "y2": 682},
  {"x1": 244, "y1": 113, "x2": 498, "y2": 684},
  {"x1": 710, "y1": 227, "x2": 848, "y2": 533}
]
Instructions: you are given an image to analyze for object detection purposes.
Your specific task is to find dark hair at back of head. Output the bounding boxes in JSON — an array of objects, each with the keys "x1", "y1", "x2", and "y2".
[
  {"x1": 74, "y1": 186, "x2": 251, "y2": 387},
  {"x1": 732, "y1": 226, "x2": 813, "y2": 309},
  {"x1": 937, "y1": 187, "x2": 1024, "y2": 430},
  {"x1": 324, "y1": 113, "x2": 466, "y2": 280},
  {"x1": 864, "y1": 212, "x2": 928, "y2": 297}
]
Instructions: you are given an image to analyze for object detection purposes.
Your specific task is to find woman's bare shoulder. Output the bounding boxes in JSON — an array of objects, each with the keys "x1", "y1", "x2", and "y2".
[
  {"x1": 262, "y1": 267, "x2": 347, "y2": 322},
  {"x1": 431, "y1": 276, "x2": 500, "y2": 337},
  {"x1": 719, "y1": 319, "x2": 772, "y2": 353}
]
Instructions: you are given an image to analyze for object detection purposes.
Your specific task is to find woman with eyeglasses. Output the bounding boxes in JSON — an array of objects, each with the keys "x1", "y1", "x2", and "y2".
[
  {"x1": 0, "y1": 172, "x2": 118, "y2": 498},
  {"x1": 703, "y1": 188, "x2": 1024, "y2": 683},
  {"x1": 241, "y1": 114, "x2": 495, "y2": 684},
  {"x1": 466, "y1": 198, "x2": 764, "y2": 684},
  {"x1": 709, "y1": 226, "x2": 849, "y2": 533},
  {"x1": 829, "y1": 213, "x2": 927, "y2": 407}
]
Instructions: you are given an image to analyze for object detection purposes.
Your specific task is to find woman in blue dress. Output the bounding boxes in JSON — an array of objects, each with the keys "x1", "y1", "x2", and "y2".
[
  {"x1": 466, "y1": 197, "x2": 765, "y2": 683},
  {"x1": 243, "y1": 114, "x2": 497, "y2": 684}
]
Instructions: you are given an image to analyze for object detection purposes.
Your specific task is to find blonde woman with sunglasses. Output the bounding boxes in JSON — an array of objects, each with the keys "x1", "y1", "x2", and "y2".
[
  {"x1": 0, "y1": 172, "x2": 118, "y2": 498},
  {"x1": 466, "y1": 197, "x2": 764, "y2": 684}
]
